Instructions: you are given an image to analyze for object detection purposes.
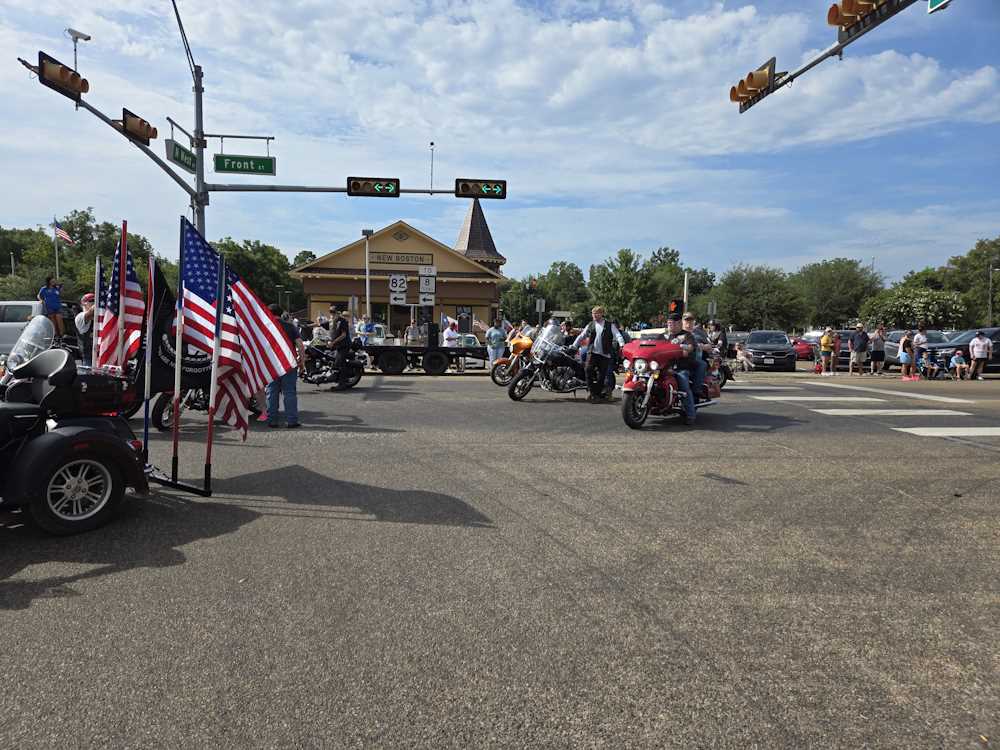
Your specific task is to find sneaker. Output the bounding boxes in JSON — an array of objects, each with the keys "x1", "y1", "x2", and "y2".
[{"x1": 256, "y1": 411, "x2": 269, "y2": 422}]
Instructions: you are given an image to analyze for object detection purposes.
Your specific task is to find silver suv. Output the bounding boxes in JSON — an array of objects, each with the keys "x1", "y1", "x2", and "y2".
[{"x1": 0, "y1": 301, "x2": 44, "y2": 355}]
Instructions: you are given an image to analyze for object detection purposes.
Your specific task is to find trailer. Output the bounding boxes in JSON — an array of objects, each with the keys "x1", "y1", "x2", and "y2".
[{"x1": 363, "y1": 343, "x2": 489, "y2": 375}]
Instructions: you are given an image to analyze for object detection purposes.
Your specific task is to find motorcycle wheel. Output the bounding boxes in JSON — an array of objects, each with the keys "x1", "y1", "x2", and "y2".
[
  {"x1": 508, "y1": 369, "x2": 535, "y2": 401},
  {"x1": 24, "y1": 450, "x2": 124, "y2": 535},
  {"x1": 718, "y1": 370, "x2": 728, "y2": 389},
  {"x1": 334, "y1": 370, "x2": 364, "y2": 390},
  {"x1": 491, "y1": 361, "x2": 514, "y2": 387},
  {"x1": 621, "y1": 391, "x2": 649, "y2": 429},
  {"x1": 151, "y1": 392, "x2": 177, "y2": 432},
  {"x1": 121, "y1": 398, "x2": 145, "y2": 419}
]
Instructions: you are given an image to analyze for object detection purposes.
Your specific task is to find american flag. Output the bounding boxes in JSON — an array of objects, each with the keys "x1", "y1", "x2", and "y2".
[
  {"x1": 97, "y1": 237, "x2": 143, "y2": 367},
  {"x1": 179, "y1": 218, "x2": 296, "y2": 438},
  {"x1": 53, "y1": 221, "x2": 75, "y2": 245}
]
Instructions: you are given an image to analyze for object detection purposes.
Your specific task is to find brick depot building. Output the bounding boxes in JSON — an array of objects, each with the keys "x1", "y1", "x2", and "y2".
[{"x1": 291, "y1": 199, "x2": 506, "y2": 338}]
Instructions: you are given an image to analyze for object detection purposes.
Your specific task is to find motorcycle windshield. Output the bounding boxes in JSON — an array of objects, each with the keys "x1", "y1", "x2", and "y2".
[
  {"x1": 530, "y1": 323, "x2": 563, "y2": 359},
  {"x1": 5, "y1": 315, "x2": 55, "y2": 371}
]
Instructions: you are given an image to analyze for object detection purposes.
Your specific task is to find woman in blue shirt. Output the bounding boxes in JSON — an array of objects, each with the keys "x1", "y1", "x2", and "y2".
[{"x1": 37, "y1": 276, "x2": 64, "y2": 337}]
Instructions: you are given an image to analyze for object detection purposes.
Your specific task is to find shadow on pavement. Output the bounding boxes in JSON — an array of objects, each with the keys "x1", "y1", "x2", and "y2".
[
  {"x1": 0, "y1": 494, "x2": 259, "y2": 611},
  {"x1": 291, "y1": 413, "x2": 404, "y2": 434},
  {"x1": 217, "y1": 465, "x2": 494, "y2": 529}
]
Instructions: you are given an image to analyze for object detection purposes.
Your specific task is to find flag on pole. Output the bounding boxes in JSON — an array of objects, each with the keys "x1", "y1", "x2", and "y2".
[
  {"x1": 53, "y1": 221, "x2": 75, "y2": 245},
  {"x1": 97, "y1": 235, "x2": 143, "y2": 368},
  {"x1": 178, "y1": 218, "x2": 296, "y2": 439}
]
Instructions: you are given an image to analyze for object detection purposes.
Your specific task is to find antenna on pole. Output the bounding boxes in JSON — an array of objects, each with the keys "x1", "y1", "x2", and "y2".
[{"x1": 429, "y1": 141, "x2": 435, "y2": 192}]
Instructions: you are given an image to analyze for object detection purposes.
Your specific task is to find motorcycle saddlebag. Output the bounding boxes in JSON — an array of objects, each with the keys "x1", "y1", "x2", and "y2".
[{"x1": 71, "y1": 371, "x2": 131, "y2": 416}]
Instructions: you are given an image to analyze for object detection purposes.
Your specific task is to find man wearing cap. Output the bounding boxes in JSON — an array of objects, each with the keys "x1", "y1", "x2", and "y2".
[
  {"x1": 848, "y1": 322, "x2": 869, "y2": 376},
  {"x1": 682, "y1": 312, "x2": 712, "y2": 399},
  {"x1": 75, "y1": 293, "x2": 96, "y2": 366},
  {"x1": 969, "y1": 330, "x2": 993, "y2": 380},
  {"x1": 573, "y1": 306, "x2": 625, "y2": 401},
  {"x1": 665, "y1": 314, "x2": 698, "y2": 426}
]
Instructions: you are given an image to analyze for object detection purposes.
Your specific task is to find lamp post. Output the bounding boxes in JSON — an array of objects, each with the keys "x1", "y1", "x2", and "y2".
[
  {"x1": 362, "y1": 229, "x2": 374, "y2": 320},
  {"x1": 989, "y1": 265, "x2": 1000, "y2": 327},
  {"x1": 275, "y1": 284, "x2": 284, "y2": 309}
]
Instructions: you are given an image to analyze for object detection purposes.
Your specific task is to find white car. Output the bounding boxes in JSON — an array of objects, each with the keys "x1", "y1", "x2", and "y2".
[{"x1": 0, "y1": 301, "x2": 44, "y2": 355}]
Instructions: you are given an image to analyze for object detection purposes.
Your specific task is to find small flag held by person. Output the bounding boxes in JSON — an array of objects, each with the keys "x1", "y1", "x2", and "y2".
[
  {"x1": 97, "y1": 227, "x2": 144, "y2": 368},
  {"x1": 53, "y1": 220, "x2": 75, "y2": 246}
]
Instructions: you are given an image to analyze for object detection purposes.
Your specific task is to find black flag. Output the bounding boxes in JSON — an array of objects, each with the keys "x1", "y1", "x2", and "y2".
[{"x1": 144, "y1": 261, "x2": 212, "y2": 394}]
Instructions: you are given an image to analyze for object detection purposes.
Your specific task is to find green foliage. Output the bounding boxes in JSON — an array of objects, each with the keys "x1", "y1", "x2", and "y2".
[
  {"x1": 293, "y1": 250, "x2": 317, "y2": 268},
  {"x1": 936, "y1": 237, "x2": 1000, "y2": 327},
  {"x1": 716, "y1": 264, "x2": 804, "y2": 330},
  {"x1": 789, "y1": 258, "x2": 883, "y2": 328},
  {"x1": 214, "y1": 238, "x2": 303, "y2": 309},
  {"x1": 588, "y1": 249, "x2": 651, "y2": 327},
  {"x1": 534, "y1": 261, "x2": 590, "y2": 324},
  {"x1": 499, "y1": 277, "x2": 536, "y2": 324},
  {"x1": 859, "y1": 286, "x2": 965, "y2": 329},
  {"x1": 899, "y1": 266, "x2": 946, "y2": 291}
]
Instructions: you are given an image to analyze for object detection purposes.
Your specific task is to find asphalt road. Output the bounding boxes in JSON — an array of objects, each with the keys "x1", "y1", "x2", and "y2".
[{"x1": 2, "y1": 371, "x2": 998, "y2": 748}]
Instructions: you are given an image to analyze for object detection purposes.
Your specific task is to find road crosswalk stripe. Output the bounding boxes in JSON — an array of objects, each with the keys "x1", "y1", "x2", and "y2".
[
  {"x1": 724, "y1": 385, "x2": 802, "y2": 390},
  {"x1": 807, "y1": 381, "x2": 973, "y2": 404},
  {"x1": 893, "y1": 427, "x2": 1000, "y2": 437},
  {"x1": 751, "y1": 396, "x2": 885, "y2": 402},
  {"x1": 811, "y1": 409, "x2": 971, "y2": 416}
]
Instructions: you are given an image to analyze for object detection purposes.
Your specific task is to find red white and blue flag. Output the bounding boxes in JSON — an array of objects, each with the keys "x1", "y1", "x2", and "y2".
[
  {"x1": 178, "y1": 218, "x2": 296, "y2": 438},
  {"x1": 53, "y1": 221, "x2": 75, "y2": 245},
  {"x1": 97, "y1": 230, "x2": 143, "y2": 368}
]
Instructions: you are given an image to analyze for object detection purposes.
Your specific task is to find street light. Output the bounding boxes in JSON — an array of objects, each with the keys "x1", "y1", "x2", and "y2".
[
  {"x1": 362, "y1": 229, "x2": 374, "y2": 320},
  {"x1": 275, "y1": 284, "x2": 284, "y2": 307}
]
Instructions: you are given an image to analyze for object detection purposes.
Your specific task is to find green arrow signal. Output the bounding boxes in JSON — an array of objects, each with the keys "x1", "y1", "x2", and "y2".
[{"x1": 492, "y1": 184, "x2": 502, "y2": 194}]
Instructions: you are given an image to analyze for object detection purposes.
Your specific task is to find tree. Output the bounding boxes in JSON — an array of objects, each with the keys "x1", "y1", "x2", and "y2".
[
  {"x1": 789, "y1": 258, "x2": 883, "y2": 329},
  {"x1": 716, "y1": 264, "x2": 804, "y2": 330},
  {"x1": 642, "y1": 247, "x2": 685, "y2": 310},
  {"x1": 588, "y1": 249, "x2": 651, "y2": 327},
  {"x1": 899, "y1": 266, "x2": 946, "y2": 291},
  {"x1": 293, "y1": 250, "x2": 317, "y2": 268},
  {"x1": 214, "y1": 238, "x2": 302, "y2": 308},
  {"x1": 859, "y1": 286, "x2": 965, "y2": 329},
  {"x1": 535, "y1": 261, "x2": 590, "y2": 323},
  {"x1": 499, "y1": 278, "x2": 536, "y2": 324},
  {"x1": 936, "y1": 237, "x2": 1000, "y2": 327}
]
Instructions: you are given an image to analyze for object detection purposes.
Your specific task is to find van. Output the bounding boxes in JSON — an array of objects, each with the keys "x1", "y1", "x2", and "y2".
[{"x1": 0, "y1": 301, "x2": 43, "y2": 355}]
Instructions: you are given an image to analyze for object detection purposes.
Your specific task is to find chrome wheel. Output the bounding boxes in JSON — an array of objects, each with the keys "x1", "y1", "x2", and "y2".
[{"x1": 46, "y1": 460, "x2": 113, "y2": 522}]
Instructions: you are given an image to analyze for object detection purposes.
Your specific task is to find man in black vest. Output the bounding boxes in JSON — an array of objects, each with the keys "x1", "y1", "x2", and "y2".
[{"x1": 572, "y1": 305, "x2": 624, "y2": 401}]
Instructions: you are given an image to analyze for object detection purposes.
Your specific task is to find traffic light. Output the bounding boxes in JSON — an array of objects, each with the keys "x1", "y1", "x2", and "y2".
[
  {"x1": 116, "y1": 108, "x2": 158, "y2": 146},
  {"x1": 347, "y1": 176, "x2": 400, "y2": 197},
  {"x1": 37, "y1": 51, "x2": 89, "y2": 101},
  {"x1": 828, "y1": 0, "x2": 903, "y2": 43},
  {"x1": 728, "y1": 58, "x2": 778, "y2": 113},
  {"x1": 668, "y1": 299, "x2": 684, "y2": 316},
  {"x1": 455, "y1": 179, "x2": 507, "y2": 200}
]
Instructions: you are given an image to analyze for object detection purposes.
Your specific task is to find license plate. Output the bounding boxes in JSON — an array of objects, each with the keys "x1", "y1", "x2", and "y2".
[{"x1": 764, "y1": 358, "x2": 775, "y2": 364}]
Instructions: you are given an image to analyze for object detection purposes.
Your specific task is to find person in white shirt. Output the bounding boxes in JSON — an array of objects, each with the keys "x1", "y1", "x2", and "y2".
[
  {"x1": 74, "y1": 293, "x2": 96, "y2": 366},
  {"x1": 442, "y1": 321, "x2": 460, "y2": 347},
  {"x1": 913, "y1": 326, "x2": 928, "y2": 361},
  {"x1": 969, "y1": 331, "x2": 993, "y2": 380},
  {"x1": 572, "y1": 305, "x2": 624, "y2": 401}
]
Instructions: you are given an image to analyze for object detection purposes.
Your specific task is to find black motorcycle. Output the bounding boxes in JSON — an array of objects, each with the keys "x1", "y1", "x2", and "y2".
[
  {"x1": 507, "y1": 322, "x2": 594, "y2": 401},
  {"x1": 0, "y1": 316, "x2": 147, "y2": 534},
  {"x1": 302, "y1": 343, "x2": 365, "y2": 389},
  {"x1": 151, "y1": 388, "x2": 262, "y2": 431}
]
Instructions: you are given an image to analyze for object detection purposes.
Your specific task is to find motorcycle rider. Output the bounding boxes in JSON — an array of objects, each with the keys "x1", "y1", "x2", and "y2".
[
  {"x1": 327, "y1": 307, "x2": 351, "y2": 389},
  {"x1": 666, "y1": 313, "x2": 698, "y2": 426},
  {"x1": 572, "y1": 306, "x2": 625, "y2": 402},
  {"x1": 707, "y1": 320, "x2": 728, "y2": 357},
  {"x1": 682, "y1": 312, "x2": 712, "y2": 401}
]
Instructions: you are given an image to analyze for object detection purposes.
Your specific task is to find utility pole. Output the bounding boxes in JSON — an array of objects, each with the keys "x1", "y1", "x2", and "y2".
[
  {"x1": 362, "y1": 229, "x2": 374, "y2": 320},
  {"x1": 192, "y1": 64, "x2": 207, "y2": 236}
]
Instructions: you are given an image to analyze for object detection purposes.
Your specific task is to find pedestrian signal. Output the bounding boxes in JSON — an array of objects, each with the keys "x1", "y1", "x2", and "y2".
[
  {"x1": 668, "y1": 299, "x2": 684, "y2": 316},
  {"x1": 37, "y1": 51, "x2": 89, "y2": 101},
  {"x1": 455, "y1": 179, "x2": 507, "y2": 200}
]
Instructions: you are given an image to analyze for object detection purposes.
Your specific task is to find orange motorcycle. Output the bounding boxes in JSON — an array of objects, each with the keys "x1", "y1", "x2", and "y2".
[{"x1": 490, "y1": 332, "x2": 533, "y2": 386}]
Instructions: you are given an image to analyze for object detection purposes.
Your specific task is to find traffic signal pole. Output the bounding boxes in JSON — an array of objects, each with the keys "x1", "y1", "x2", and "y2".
[{"x1": 192, "y1": 64, "x2": 207, "y2": 237}]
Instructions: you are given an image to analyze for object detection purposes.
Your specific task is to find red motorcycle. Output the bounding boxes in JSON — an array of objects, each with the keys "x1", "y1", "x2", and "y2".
[{"x1": 620, "y1": 338, "x2": 722, "y2": 429}]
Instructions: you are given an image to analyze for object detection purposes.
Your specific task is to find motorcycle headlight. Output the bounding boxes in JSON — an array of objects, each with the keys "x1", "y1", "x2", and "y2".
[
  {"x1": 649, "y1": 360, "x2": 659, "y2": 371},
  {"x1": 634, "y1": 359, "x2": 648, "y2": 373},
  {"x1": 622, "y1": 359, "x2": 631, "y2": 370}
]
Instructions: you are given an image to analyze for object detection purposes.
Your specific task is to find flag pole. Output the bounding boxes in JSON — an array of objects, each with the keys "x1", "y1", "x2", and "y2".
[
  {"x1": 116, "y1": 221, "x2": 128, "y2": 369},
  {"x1": 171, "y1": 217, "x2": 186, "y2": 483},
  {"x1": 52, "y1": 217, "x2": 60, "y2": 279},
  {"x1": 204, "y1": 255, "x2": 225, "y2": 494},
  {"x1": 92, "y1": 256, "x2": 101, "y2": 367},
  {"x1": 142, "y1": 255, "x2": 155, "y2": 465}
]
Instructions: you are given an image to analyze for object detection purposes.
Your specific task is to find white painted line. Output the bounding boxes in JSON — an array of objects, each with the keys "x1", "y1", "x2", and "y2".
[
  {"x1": 811, "y1": 409, "x2": 972, "y2": 417},
  {"x1": 894, "y1": 427, "x2": 1000, "y2": 437},
  {"x1": 751, "y1": 396, "x2": 885, "y2": 402},
  {"x1": 725, "y1": 385, "x2": 802, "y2": 390},
  {"x1": 809, "y1": 381, "x2": 973, "y2": 404}
]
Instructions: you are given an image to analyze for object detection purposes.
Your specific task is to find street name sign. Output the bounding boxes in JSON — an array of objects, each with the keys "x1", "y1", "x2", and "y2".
[
  {"x1": 928, "y1": 0, "x2": 951, "y2": 12},
  {"x1": 165, "y1": 138, "x2": 196, "y2": 175},
  {"x1": 214, "y1": 153, "x2": 277, "y2": 176}
]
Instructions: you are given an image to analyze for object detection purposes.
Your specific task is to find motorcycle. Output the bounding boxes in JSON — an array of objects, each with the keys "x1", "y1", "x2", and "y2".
[
  {"x1": 151, "y1": 388, "x2": 262, "y2": 431},
  {"x1": 0, "y1": 316, "x2": 148, "y2": 534},
  {"x1": 490, "y1": 332, "x2": 533, "y2": 387},
  {"x1": 620, "y1": 337, "x2": 722, "y2": 429},
  {"x1": 507, "y1": 322, "x2": 592, "y2": 401},
  {"x1": 710, "y1": 348, "x2": 735, "y2": 389},
  {"x1": 302, "y1": 343, "x2": 365, "y2": 389}
]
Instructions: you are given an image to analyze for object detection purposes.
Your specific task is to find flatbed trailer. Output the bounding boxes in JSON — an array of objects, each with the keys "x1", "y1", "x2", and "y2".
[{"x1": 363, "y1": 344, "x2": 489, "y2": 375}]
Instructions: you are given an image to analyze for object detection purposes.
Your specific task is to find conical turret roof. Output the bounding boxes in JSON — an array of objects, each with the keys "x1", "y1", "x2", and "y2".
[{"x1": 455, "y1": 198, "x2": 505, "y2": 266}]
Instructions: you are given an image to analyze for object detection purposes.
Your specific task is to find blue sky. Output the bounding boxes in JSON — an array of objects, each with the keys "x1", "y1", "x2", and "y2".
[{"x1": 2, "y1": 0, "x2": 998, "y2": 281}]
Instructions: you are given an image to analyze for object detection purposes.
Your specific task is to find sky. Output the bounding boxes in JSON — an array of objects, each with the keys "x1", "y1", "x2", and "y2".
[{"x1": 2, "y1": 0, "x2": 999, "y2": 281}]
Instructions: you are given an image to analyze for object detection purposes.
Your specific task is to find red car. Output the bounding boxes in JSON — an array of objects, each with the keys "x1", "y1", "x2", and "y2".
[{"x1": 790, "y1": 337, "x2": 817, "y2": 360}]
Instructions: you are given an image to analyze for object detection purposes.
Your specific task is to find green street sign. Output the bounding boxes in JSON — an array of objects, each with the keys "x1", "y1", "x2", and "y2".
[
  {"x1": 165, "y1": 138, "x2": 196, "y2": 175},
  {"x1": 927, "y1": 0, "x2": 951, "y2": 12},
  {"x1": 213, "y1": 153, "x2": 277, "y2": 176}
]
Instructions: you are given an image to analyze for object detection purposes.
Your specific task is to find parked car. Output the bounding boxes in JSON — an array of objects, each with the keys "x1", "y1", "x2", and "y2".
[
  {"x1": 924, "y1": 327, "x2": 1000, "y2": 374},
  {"x1": 790, "y1": 337, "x2": 817, "y2": 360},
  {"x1": 0, "y1": 301, "x2": 43, "y2": 355},
  {"x1": 460, "y1": 333, "x2": 486, "y2": 369},
  {"x1": 744, "y1": 330, "x2": 797, "y2": 371},
  {"x1": 883, "y1": 329, "x2": 950, "y2": 369}
]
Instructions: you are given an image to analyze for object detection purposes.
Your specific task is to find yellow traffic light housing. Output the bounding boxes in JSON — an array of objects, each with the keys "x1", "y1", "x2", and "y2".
[
  {"x1": 729, "y1": 58, "x2": 778, "y2": 113},
  {"x1": 37, "y1": 51, "x2": 89, "y2": 101},
  {"x1": 116, "y1": 108, "x2": 158, "y2": 146}
]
